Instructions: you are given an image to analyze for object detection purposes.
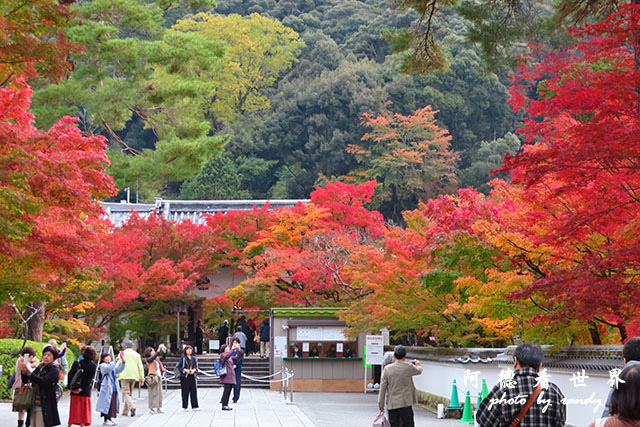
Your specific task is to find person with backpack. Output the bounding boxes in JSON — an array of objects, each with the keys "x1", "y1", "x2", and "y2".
[
  {"x1": 67, "y1": 346, "x2": 97, "y2": 427},
  {"x1": 177, "y1": 345, "x2": 199, "y2": 412},
  {"x1": 218, "y1": 341, "x2": 243, "y2": 411}
]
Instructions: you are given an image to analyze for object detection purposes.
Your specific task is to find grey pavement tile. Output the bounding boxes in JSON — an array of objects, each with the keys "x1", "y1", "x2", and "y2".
[{"x1": 0, "y1": 387, "x2": 464, "y2": 427}]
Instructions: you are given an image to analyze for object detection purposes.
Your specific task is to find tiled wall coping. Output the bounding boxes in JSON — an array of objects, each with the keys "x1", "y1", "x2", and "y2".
[{"x1": 384, "y1": 345, "x2": 624, "y2": 372}]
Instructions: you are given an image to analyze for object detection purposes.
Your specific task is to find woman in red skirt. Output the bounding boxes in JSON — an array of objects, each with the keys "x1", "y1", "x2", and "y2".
[{"x1": 68, "y1": 346, "x2": 97, "y2": 427}]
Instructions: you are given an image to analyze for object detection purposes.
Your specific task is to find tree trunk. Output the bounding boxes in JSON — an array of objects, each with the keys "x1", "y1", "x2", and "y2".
[
  {"x1": 587, "y1": 319, "x2": 602, "y2": 345},
  {"x1": 25, "y1": 300, "x2": 45, "y2": 342},
  {"x1": 618, "y1": 322, "x2": 628, "y2": 344}
]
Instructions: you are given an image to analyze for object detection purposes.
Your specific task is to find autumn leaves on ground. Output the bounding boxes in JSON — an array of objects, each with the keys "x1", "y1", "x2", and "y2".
[{"x1": 1, "y1": 1, "x2": 639, "y2": 349}]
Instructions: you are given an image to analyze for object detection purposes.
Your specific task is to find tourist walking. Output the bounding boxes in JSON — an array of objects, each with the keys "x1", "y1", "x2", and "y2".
[
  {"x1": 116, "y1": 340, "x2": 144, "y2": 417},
  {"x1": 590, "y1": 364, "x2": 640, "y2": 427},
  {"x1": 601, "y1": 337, "x2": 640, "y2": 417},
  {"x1": 19, "y1": 345, "x2": 61, "y2": 427},
  {"x1": 96, "y1": 351, "x2": 125, "y2": 426},
  {"x1": 143, "y1": 344, "x2": 166, "y2": 414},
  {"x1": 219, "y1": 341, "x2": 243, "y2": 411},
  {"x1": 67, "y1": 346, "x2": 97, "y2": 427},
  {"x1": 259, "y1": 318, "x2": 270, "y2": 358},
  {"x1": 231, "y1": 338, "x2": 244, "y2": 403},
  {"x1": 177, "y1": 345, "x2": 199, "y2": 411},
  {"x1": 476, "y1": 342, "x2": 566, "y2": 427},
  {"x1": 378, "y1": 345, "x2": 423, "y2": 427}
]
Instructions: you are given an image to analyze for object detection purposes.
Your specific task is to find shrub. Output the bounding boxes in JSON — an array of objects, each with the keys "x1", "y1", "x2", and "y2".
[{"x1": 0, "y1": 338, "x2": 76, "y2": 400}]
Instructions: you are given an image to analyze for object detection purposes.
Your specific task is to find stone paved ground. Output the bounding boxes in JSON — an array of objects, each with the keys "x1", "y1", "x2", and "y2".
[{"x1": 1, "y1": 387, "x2": 465, "y2": 426}]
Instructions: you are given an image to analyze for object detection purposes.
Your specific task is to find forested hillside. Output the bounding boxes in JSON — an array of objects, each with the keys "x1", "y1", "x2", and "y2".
[
  {"x1": 194, "y1": 0, "x2": 524, "y2": 217},
  {"x1": 30, "y1": 0, "x2": 523, "y2": 221}
]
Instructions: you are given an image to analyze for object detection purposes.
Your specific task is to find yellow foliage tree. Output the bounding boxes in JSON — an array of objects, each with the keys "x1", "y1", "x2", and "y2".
[{"x1": 172, "y1": 12, "x2": 305, "y2": 127}]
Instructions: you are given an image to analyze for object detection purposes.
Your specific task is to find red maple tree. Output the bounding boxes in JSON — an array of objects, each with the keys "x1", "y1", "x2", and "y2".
[
  {"x1": 501, "y1": 4, "x2": 640, "y2": 340},
  {"x1": 0, "y1": 83, "x2": 115, "y2": 340}
]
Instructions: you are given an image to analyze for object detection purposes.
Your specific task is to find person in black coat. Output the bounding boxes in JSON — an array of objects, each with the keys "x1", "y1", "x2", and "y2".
[
  {"x1": 19, "y1": 345, "x2": 61, "y2": 427},
  {"x1": 195, "y1": 320, "x2": 204, "y2": 354},
  {"x1": 237, "y1": 316, "x2": 254, "y2": 355},
  {"x1": 217, "y1": 320, "x2": 229, "y2": 354},
  {"x1": 67, "y1": 346, "x2": 97, "y2": 427},
  {"x1": 177, "y1": 345, "x2": 199, "y2": 411},
  {"x1": 259, "y1": 318, "x2": 270, "y2": 358}
]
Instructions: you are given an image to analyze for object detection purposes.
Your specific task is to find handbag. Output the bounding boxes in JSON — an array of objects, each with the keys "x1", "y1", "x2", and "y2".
[
  {"x1": 510, "y1": 385, "x2": 542, "y2": 427},
  {"x1": 214, "y1": 359, "x2": 227, "y2": 377},
  {"x1": 372, "y1": 411, "x2": 390, "y2": 427},
  {"x1": 12, "y1": 385, "x2": 35, "y2": 411},
  {"x1": 70, "y1": 366, "x2": 84, "y2": 390}
]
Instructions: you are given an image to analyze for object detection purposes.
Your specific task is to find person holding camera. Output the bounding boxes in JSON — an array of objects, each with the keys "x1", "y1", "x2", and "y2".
[
  {"x1": 378, "y1": 345, "x2": 423, "y2": 427},
  {"x1": 12, "y1": 346, "x2": 39, "y2": 427},
  {"x1": 219, "y1": 341, "x2": 243, "y2": 411},
  {"x1": 19, "y1": 346, "x2": 61, "y2": 427},
  {"x1": 144, "y1": 344, "x2": 166, "y2": 414},
  {"x1": 96, "y1": 351, "x2": 125, "y2": 426}
]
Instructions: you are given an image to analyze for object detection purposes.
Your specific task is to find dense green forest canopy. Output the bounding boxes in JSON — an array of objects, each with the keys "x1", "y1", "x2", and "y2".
[{"x1": 30, "y1": 0, "x2": 524, "y2": 221}]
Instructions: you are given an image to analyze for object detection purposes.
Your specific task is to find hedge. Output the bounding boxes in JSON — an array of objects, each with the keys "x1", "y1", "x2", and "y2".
[{"x1": 0, "y1": 339, "x2": 76, "y2": 400}]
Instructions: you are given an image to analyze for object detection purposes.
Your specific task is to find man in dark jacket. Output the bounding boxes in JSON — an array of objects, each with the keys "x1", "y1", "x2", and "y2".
[
  {"x1": 601, "y1": 336, "x2": 640, "y2": 416},
  {"x1": 231, "y1": 337, "x2": 244, "y2": 403},
  {"x1": 259, "y1": 318, "x2": 270, "y2": 358},
  {"x1": 20, "y1": 346, "x2": 61, "y2": 427},
  {"x1": 217, "y1": 320, "x2": 229, "y2": 354}
]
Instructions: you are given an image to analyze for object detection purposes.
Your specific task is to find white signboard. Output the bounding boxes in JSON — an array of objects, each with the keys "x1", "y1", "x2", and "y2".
[
  {"x1": 273, "y1": 336, "x2": 287, "y2": 358},
  {"x1": 302, "y1": 342, "x2": 309, "y2": 352},
  {"x1": 336, "y1": 343, "x2": 343, "y2": 353},
  {"x1": 296, "y1": 326, "x2": 346, "y2": 341},
  {"x1": 209, "y1": 339, "x2": 220, "y2": 350},
  {"x1": 365, "y1": 335, "x2": 384, "y2": 366}
]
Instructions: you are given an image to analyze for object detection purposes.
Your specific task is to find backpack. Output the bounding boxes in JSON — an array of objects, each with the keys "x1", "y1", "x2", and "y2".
[{"x1": 214, "y1": 359, "x2": 227, "y2": 377}]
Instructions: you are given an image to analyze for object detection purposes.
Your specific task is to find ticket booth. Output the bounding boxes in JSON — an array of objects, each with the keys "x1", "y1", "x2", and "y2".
[{"x1": 270, "y1": 307, "x2": 370, "y2": 392}]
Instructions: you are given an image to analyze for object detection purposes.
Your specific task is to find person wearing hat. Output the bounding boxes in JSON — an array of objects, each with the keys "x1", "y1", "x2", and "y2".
[{"x1": 116, "y1": 340, "x2": 144, "y2": 417}]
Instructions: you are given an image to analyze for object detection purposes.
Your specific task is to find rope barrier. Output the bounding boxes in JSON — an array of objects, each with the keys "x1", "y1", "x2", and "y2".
[
  {"x1": 241, "y1": 369, "x2": 282, "y2": 380},
  {"x1": 242, "y1": 371, "x2": 292, "y2": 384},
  {"x1": 160, "y1": 363, "x2": 295, "y2": 403}
]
